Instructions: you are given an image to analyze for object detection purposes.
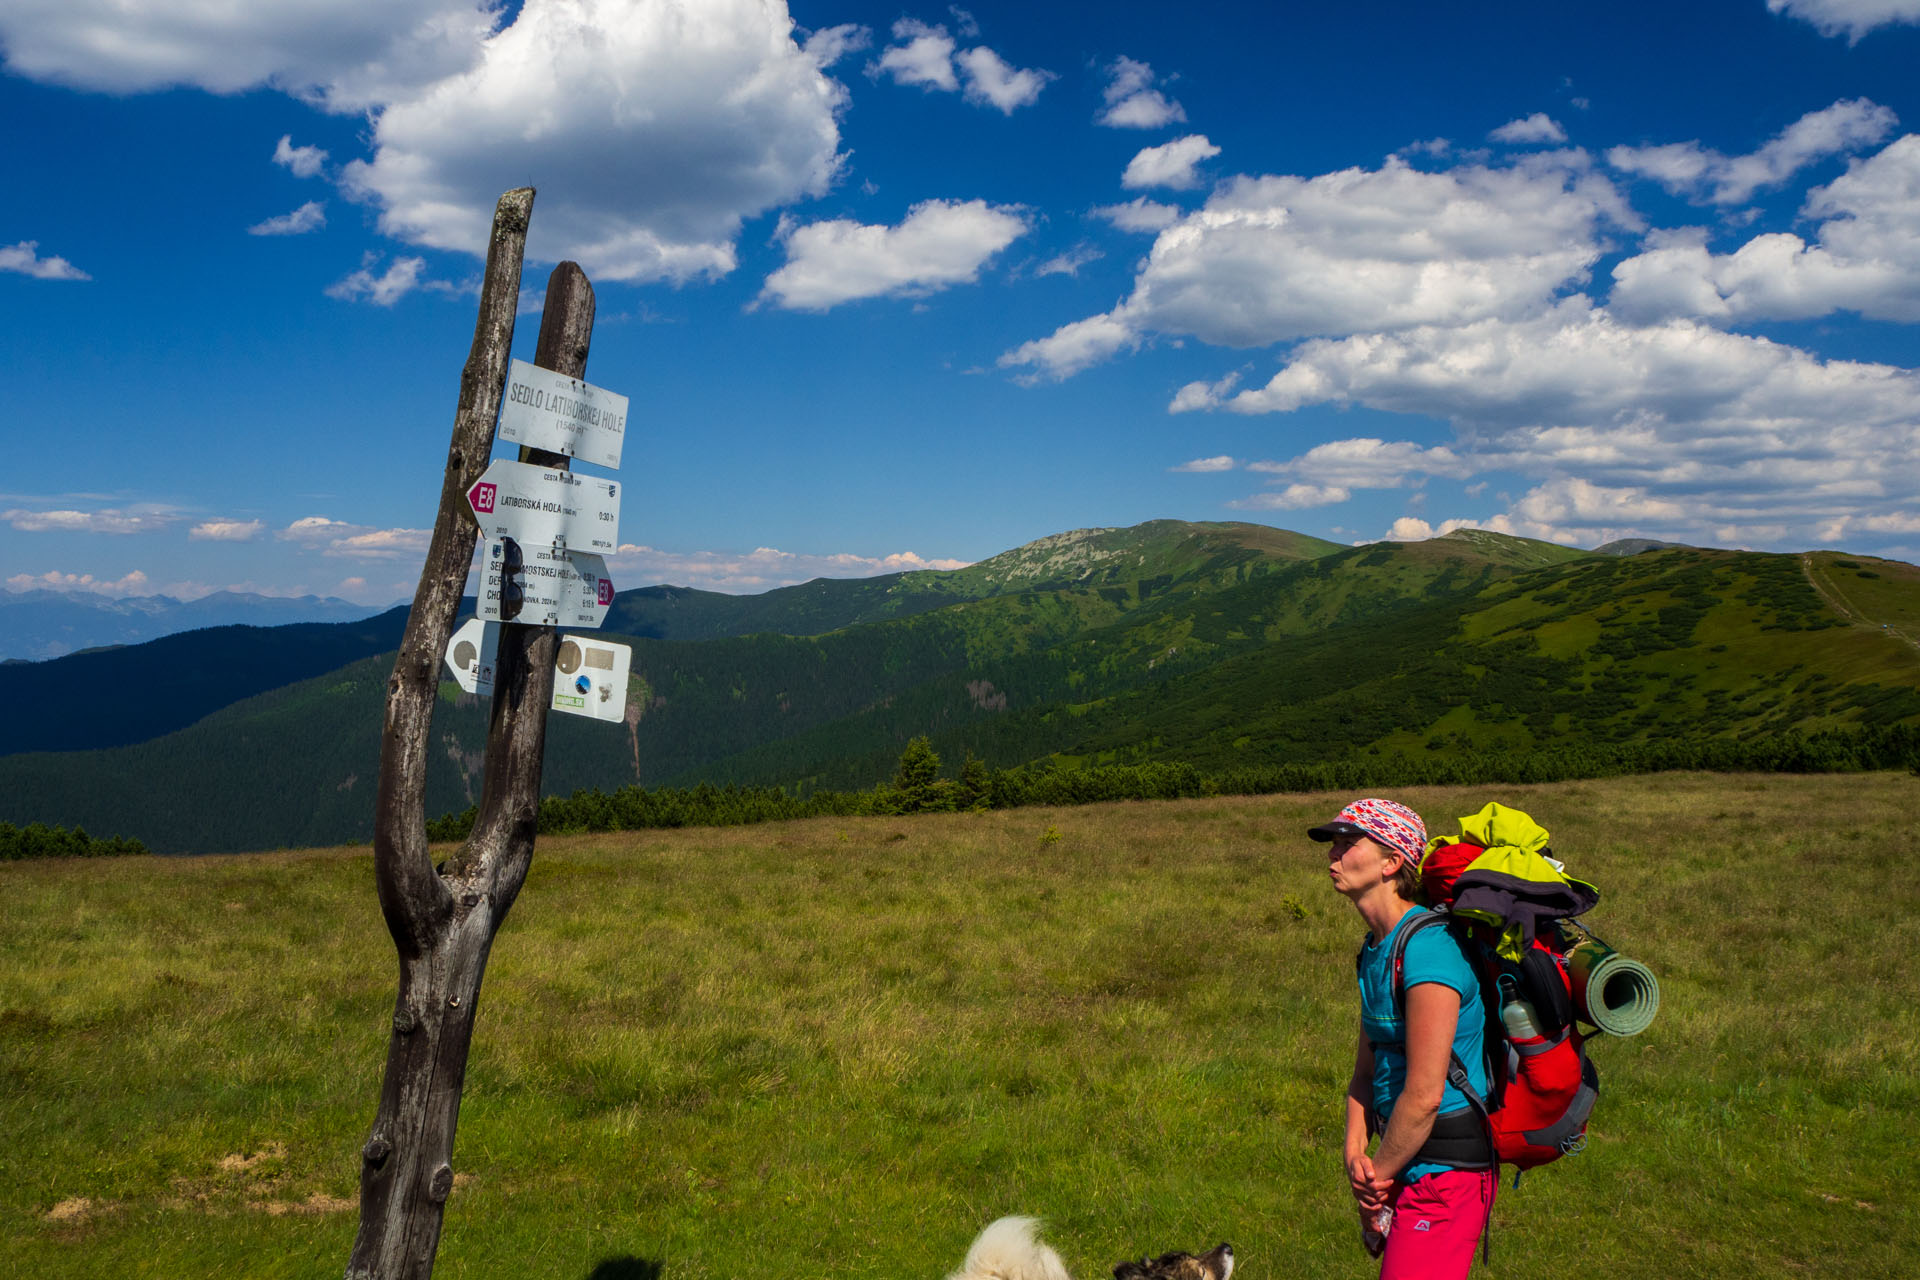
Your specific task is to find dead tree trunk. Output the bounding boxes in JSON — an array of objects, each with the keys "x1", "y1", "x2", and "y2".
[{"x1": 348, "y1": 185, "x2": 600, "y2": 1279}]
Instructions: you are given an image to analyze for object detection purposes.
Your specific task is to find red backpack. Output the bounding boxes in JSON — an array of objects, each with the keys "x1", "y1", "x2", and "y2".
[
  {"x1": 1381, "y1": 904, "x2": 1599, "y2": 1173},
  {"x1": 1379, "y1": 802, "x2": 1658, "y2": 1184}
]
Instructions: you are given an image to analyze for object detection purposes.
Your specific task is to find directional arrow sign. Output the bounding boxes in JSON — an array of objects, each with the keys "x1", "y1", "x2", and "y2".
[
  {"x1": 478, "y1": 537, "x2": 614, "y2": 628},
  {"x1": 443, "y1": 617, "x2": 629, "y2": 721},
  {"x1": 497, "y1": 359, "x2": 628, "y2": 469},
  {"x1": 443, "y1": 616, "x2": 500, "y2": 694},
  {"x1": 550, "y1": 636, "x2": 632, "y2": 722},
  {"x1": 466, "y1": 458, "x2": 620, "y2": 553}
]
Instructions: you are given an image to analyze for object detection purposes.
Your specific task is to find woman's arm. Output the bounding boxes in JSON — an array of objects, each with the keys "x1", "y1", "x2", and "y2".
[
  {"x1": 1366, "y1": 980, "x2": 1460, "y2": 1187},
  {"x1": 1344, "y1": 1029, "x2": 1383, "y2": 1208}
]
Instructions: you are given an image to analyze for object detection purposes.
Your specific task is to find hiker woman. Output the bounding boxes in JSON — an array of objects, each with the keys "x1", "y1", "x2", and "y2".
[{"x1": 1311, "y1": 797, "x2": 1494, "y2": 1279}]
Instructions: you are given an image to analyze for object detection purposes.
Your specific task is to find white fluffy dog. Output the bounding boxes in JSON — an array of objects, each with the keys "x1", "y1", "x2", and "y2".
[
  {"x1": 948, "y1": 1217, "x2": 1073, "y2": 1280},
  {"x1": 948, "y1": 1217, "x2": 1233, "y2": 1280}
]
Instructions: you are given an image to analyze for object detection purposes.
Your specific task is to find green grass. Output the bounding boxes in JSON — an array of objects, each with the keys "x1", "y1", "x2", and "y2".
[{"x1": 4, "y1": 773, "x2": 1917, "y2": 1278}]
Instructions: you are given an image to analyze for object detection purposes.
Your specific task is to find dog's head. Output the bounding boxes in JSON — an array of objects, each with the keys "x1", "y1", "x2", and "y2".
[{"x1": 1112, "y1": 1243, "x2": 1233, "y2": 1280}]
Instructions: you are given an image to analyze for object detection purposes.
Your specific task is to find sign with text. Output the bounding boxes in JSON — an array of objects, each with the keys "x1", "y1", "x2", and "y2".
[
  {"x1": 550, "y1": 636, "x2": 632, "y2": 722},
  {"x1": 497, "y1": 359, "x2": 628, "y2": 469},
  {"x1": 466, "y1": 458, "x2": 619, "y2": 553},
  {"x1": 443, "y1": 616, "x2": 628, "y2": 720},
  {"x1": 478, "y1": 537, "x2": 614, "y2": 629},
  {"x1": 444, "y1": 616, "x2": 500, "y2": 695}
]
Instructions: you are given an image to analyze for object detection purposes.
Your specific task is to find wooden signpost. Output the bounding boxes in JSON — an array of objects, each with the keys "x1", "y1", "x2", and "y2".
[{"x1": 349, "y1": 187, "x2": 625, "y2": 1280}]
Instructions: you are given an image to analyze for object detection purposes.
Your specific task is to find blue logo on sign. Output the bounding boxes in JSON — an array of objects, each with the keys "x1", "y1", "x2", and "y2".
[{"x1": 575, "y1": 676, "x2": 591, "y2": 695}]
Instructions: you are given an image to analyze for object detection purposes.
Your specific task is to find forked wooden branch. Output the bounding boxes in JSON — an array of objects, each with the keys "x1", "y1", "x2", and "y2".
[
  {"x1": 370, "y1": 187, "x2": 534, "y2": 958},
  {"x1": 353, "y1": 182, "x2": 600, "y2": 1280}
]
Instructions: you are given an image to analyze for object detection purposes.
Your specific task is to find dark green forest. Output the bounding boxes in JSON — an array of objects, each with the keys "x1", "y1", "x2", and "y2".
[
  {"x1": 426, "y1": 726, "x2": 1920, "y2": 844},
  {"x1": 0, "y1": 821, "x2": 147, "y2": 860}
]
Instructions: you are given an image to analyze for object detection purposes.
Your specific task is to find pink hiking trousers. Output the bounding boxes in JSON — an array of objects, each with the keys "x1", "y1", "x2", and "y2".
[{"x1": 1378, "y1": 1168, "x2": 1495, "y2": 1280}]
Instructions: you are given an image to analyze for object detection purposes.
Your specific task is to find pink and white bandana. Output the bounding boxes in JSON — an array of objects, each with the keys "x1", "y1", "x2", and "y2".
[{"x1": 1312, "y1": 797, "x2": 1427, "y2": 865}]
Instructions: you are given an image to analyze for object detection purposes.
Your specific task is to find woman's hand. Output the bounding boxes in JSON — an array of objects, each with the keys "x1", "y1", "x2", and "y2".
[{"x1": 1347, "y1": 1151, "x2": 1387, "y2": 1210}]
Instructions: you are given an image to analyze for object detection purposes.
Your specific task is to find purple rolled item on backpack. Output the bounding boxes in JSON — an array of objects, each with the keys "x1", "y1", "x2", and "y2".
[{"x1": 1308, "y1": 797, "x2": 1427, "y2": 865}]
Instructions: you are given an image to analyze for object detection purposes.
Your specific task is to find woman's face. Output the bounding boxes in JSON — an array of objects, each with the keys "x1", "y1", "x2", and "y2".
[{"x1": 1327, "y1": 832, "x2": 1396, "y2": 897}]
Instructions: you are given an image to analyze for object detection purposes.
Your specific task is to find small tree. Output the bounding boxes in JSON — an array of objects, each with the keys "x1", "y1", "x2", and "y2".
[
  {"x1": 895, "y1": 736, "x2": 941, "y2": 791},
  {"x1": 891, "y1": 736, "x2": 945, "y2": 813},
  {"x1": 956, "y1": 753, "x2": 990, "y2": 811}
]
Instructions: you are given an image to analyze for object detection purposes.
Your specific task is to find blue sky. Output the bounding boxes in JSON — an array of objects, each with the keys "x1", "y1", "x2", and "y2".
[{"x1": 4, "y1": 0, "x2": 1919, "y2": 604}]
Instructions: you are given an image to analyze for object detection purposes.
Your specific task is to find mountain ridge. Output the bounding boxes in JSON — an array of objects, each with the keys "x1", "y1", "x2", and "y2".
[
  {"x1": 4, "y1": 523, "x2": 1918, "y2": 853},
  {"x1": 0, "y1": 588, "x2": 390, "y2": 661}
]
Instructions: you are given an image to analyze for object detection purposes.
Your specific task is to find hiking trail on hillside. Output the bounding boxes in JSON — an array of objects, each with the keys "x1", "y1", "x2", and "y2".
[{"x1": 1800, "y1": 554, "x2": 1920, "y2": 655}]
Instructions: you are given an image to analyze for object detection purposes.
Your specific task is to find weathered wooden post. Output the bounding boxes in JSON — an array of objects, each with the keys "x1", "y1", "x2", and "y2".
[{"x1": 348, "y1": 186, "x2": 601, "y2": 1279}]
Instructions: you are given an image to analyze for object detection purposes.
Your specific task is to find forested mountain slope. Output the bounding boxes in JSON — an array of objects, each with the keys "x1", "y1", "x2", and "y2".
[
  {"x1": 2, "y1": 521, "x2": 1330, "y2": 759},
  {"x1": 2, "y1": 524, "x2": 1915, "y2": 854}
]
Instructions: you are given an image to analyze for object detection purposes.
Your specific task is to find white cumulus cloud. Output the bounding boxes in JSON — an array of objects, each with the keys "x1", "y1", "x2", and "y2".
[
  {"x1": 759, "y1": 198, "x2": 1028, "y2": 310},
  {"x1": 326, "y1": 528, "x2": 432, "y2": 559},
  {"x1": 1369, "y1": 516, "x2": 1509, "y2": 542},
  {"x1": 1168, "y1": 372, "x2": 1241, "y2": 413},
  {"x1": 325, "y1": 255, "x2": 426, "y2": 305},
  {"x1": 4, "y1": 2, "x2": 855, "y2": 288},
  {"x1": 340, "y1": 0, "x2": 850, "y2": 285},
  {"x1": 1768, "y1": 0, "x2": 1920, "y2": 41},
  {"x1": 0, "y1": 240, "x2": 90, "y2": 280},
  {"x1": 1384, "y1": 516, "x2": 1439, "y2": 540},
  {"x1": 280, "y1": 515, "x2": 366, "y2": 544},
  {"x1": 1098, "y1": 56, "x2": 1185, "y2": 129},
  {"x1": 998, "y1": 311, "x2": 1141, "y2": 383},
  {"x1": 1607, "y1": 98, "x2": 1897, "y2": 205},
  {"x1": 249, "y1": 200, "x2": 327, "y2": 236},
  {"x1": 1171, "y1": 455, "x2": 1237, "y2": 473},
  {"x1": 1491, "y1": 113, "x2": 1567, "y2": 144},
  {"x1": 870, "y1": 17, "x2": 958, "y2": 90},
  {"x1": 1247, "y1": 438, "x2": 1471, "y2": 488},
  {"x1": 1182, "y1": 298, "x2": 1920, "y2": 549},
  {"x1": 273, "y1": 134, "x2": 329, "y2": 178},
  {"x1": 800, "y1": 23, "x2": 870, "y2": 69},
  {"x1": 189, "y1": 519, "x2": 266, "y2": 542},
  {"x1": 1033, "y1": 244, "x2": 1102, "y2": 278},
  {"x1": 1008, "y1": 153, "x2": 1632, "y2": 380},
  {"x1": 3, "y1": 506, "x2": 174, "y2": 534},
  {"x1": 0, "y1": 0, "x2": 501, "y2": 111},
  {"x1": 956, "y1": 45, "x2": 1054, "y2": 113},
  {"x1": 1090, "y1": 198, "x2": 1182, "y2": 233},
  {"x1": 1122, "y1": 134, "x2": 1221, "y2": 190},
  {"x1": 278, "y1": 515, "x2": 429, "y2": 559},
  {"x1": 869, "y1": 19, "x2": 1051, "y2": 113},
  {"x1": 1610, "y1": 134, "x2": 1920, "y2": 324},
  {"x1": 1229, "y1": 484, "x2": 1352, "y2": 510}
]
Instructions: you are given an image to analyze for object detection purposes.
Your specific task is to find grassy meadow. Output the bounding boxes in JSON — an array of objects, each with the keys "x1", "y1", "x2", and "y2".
[{"x1": 3, "y1": 772, "x2": 1917, "y2": 1278}]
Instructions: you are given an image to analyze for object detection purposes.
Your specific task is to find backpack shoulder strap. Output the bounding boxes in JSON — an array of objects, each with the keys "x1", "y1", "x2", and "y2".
[
  {"x1": 1388, "y1": 908, "x2": 1499, "y2": 1120},
  {"x1": 1385, "y1": 908, "x2": 1450, "y2": 1022}
]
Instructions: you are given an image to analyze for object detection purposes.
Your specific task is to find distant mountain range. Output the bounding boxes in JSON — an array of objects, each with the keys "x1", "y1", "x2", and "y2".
[
  {"x1": 0, "y1": 589, "x2": 390, "y2": 661},
  {"x1": 3, "y1": 520, "x2": 1917, "y2": 854}
]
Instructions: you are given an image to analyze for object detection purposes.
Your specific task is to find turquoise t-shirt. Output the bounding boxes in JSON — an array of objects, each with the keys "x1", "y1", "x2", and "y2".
[{"x1": 1356, "y1": 906, "x2": 1487, "y2": 1183}]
